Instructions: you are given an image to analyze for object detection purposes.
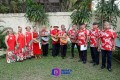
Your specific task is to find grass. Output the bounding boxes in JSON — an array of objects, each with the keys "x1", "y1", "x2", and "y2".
[{"x1": 0, "y1": 48, "x2": 120, "y2": 80}]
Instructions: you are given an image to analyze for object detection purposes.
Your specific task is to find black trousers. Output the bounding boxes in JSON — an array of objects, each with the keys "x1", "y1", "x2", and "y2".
[
  {"x1": 80, "y1": 50, "x2": 87, "y2": 62},
  {"x1": 90, "y1": 47, "x2": 99, "y2": 64},
  {"x1": 71, "y1": 43, "x2": 80, "y2": 57},
  {"x1": 52, "y1": 43, "x2": 60, "y2": 57},
  {"x1": 60, "y1": 45, "x2": 67, "y2": 58},
  {"x1": 78, "y1": 45, "x2": 87, "y2": 62},
  {"x1": 101, "y1": 50, "x2": 112, "y2": 69},
  {"x1": 42, "y1": 44, "x2": 49, "y2": 56}
]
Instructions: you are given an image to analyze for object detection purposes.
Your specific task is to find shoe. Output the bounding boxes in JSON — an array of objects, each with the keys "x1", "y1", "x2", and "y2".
[
  {"x1": 101, "y1": 66, "x2": 105, "y2": 69},
  {"x1": 107, "y1": 68, "x2": 112, "y2": 72},
  {"x1": 83, "y1": 61, "x2": 86, "y2": 64}
]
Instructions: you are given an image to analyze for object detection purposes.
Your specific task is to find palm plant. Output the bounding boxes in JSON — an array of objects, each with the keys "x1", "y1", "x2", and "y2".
[
  {"x1": 95, "y1": 0, "x2": 120, "y2": 29},
  {"x1": 25, "y1": 0, "x2": 48, "y2": 26},
  {"x1": 70, "y1": 0, "x2": 92, "y2": 25}
]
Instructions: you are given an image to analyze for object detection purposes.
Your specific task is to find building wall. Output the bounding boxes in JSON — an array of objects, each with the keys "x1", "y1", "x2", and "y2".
[{"x1": 0, "y1": 12, "x2": 120, "y2": 33}]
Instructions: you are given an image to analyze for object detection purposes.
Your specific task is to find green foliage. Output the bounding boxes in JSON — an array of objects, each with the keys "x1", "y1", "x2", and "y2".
[
  {"x1": 95, "y1": 0, "x2": 120, "y2": 29},
  {"x1": 10, "y1": 0, "x2": 18, "y2": 13},
  {"x1": 25, "y1": 0, "x2": 48, "y2": 25},
  {"x1": 71, "y1": 9, "x2": 92, "y2": 25},
  {"x1": 114, "y1": 47, "x2": 120, "y2": 61},
  {"x1": 0, "y1": 0, "x2": 25, "y2": 13},
  {"x1": 0, "y1": 4, "x2": 9, "y2": 13},
  {"x1": 0, "y1": 26, "x2": 7, "y2": 49},
  {"x1": 70, "y1": 0, "x2": 92, "y2": 25}
]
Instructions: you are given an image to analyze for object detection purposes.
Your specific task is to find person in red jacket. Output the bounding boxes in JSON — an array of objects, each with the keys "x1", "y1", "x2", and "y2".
[
  {"x1": 98, "y1": 21, "x2": 116, "y2": 72},
  {"x1": 16, "y1": 26, "x2": 25, "y2": 61},
  {"x1": 50, "y1": 26, "x2": 60, "y2": 57},
  {"x1": 33, "y1": 26, "x2": 42, "y2": 60},
  {"x1": 5, "y1": 28, "x2": 16, "y2": 63}
]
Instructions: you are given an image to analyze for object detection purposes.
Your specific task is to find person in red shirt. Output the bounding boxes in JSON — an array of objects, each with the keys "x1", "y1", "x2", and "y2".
[
  {"x1": 5, "y1": 28, "x2": 16, "y2": 63},
  {"x1": 58, "y1": 25, "x2": 68, "y2": 59},
  {"x1": 77, "y1": 23, "x2": 89, "y2": 64},
  {"x1": 16, "y1": 26, "x2": 25, "y2": 62},
  {"x1": 25, "y1": 26, "x2": 33, "y2": 59},
  {"x1": 33, "y1": 26, "x2": 42, "y2": 60},
  {"x1": 40, "y1": 26, "x2": 49, "y2": 57},
  {"x1": 89, "y1": 22, "x2": 100, "y2": 65},
  {"x1": 50, "y1": 26, "x2": 60, "y2": 57},
  {"x1": 68, "y1": 25, "x2": 80, "y2": 59},
  {"x1": 98, "y1": 21, "x2": 116, "y2": 72}
]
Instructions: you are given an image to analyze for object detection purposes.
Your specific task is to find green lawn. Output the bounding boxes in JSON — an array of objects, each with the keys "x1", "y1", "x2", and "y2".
[{"x1": 0, "y1": 48, "x2": 120, "y2": 80}]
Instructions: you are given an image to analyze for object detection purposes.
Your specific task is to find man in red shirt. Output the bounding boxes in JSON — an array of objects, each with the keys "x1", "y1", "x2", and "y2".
[
  {"x1": 89, "y1": 22, "x2": 100, "y2": 66},
  {"x1": 99, "y1": 21, "x2": 116, "y2": 72},
  {"x1": 68, "y1": 25, "x2": 80, "y2": 59},
  {"x1": 58, "y1": 25, "x2": 68, "y2": 59},
  {"x1": 77, "y1": 23, "x2": 89, "y2": 64},
  {"x1": 50, "y1": 26, "x2": 60, "y2": 57}
]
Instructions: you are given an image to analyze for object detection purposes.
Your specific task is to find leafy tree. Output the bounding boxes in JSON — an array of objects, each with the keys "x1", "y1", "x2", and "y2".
[
  {"x1": 25, "y1": 0, "x2": 48, "y2": 26},
  {"x1": 95, "y1": 0, "x2": 120, "y2": 29},
  {"x1": 71, "y1": 0, "x2": 92, "y2": 25}
]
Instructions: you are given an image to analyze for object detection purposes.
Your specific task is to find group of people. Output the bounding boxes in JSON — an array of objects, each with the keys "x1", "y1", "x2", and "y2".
[
  {"x1": 5, "y1": 26, "x2": 49, "y2": 62},
  {"x1": 5, "y1": 21, "x2": 116, "y2": 72}
]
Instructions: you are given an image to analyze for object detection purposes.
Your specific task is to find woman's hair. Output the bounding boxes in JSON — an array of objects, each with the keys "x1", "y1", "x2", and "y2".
[
  {"x1": 6, "y1": 30, "x2": 9, "y2": 35},
  {"x1": 25, "y1": 26, "x2": 31, "y2": 29}
]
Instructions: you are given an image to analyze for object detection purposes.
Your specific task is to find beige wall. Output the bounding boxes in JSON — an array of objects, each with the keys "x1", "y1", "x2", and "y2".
[{"x1": 0, "y1": 12, "x2": 120, "y2": 33}]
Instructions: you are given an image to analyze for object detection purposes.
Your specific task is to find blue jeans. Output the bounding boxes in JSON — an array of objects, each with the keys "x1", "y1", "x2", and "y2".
[{"x1": 101, "y1": 50, "x2": 112, "y2": 69}]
